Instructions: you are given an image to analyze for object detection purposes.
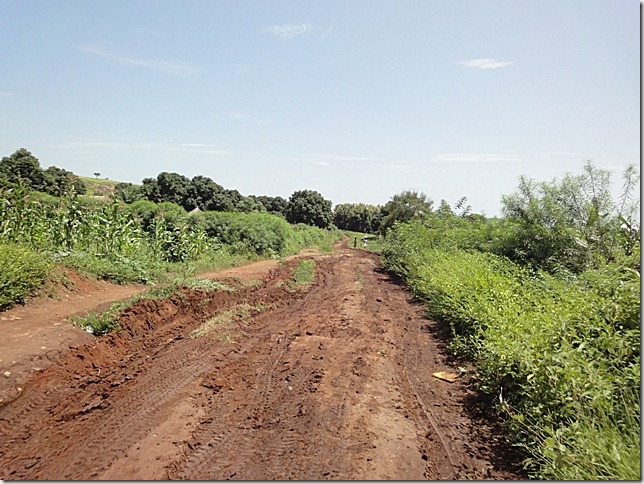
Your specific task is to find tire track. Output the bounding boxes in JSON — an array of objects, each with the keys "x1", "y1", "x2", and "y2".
[{"x1": 1, "y1": 246, "x2": 522, "y2": 480}]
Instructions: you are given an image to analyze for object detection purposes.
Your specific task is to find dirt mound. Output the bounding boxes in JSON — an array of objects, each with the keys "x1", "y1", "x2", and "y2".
[
  {"x1": 0, "y1": 267, "x2": 143, "y2": 404},
  {"x1": 0, "y1": 249, "x2": 522, "y2": 480}
]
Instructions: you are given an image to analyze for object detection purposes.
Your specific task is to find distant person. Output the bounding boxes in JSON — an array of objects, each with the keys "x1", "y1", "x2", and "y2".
[
  {"x1": 353, "y1": 236, "x2": 357, "y2": 248},
  {"x1": 362, "y1": 236, "x2": 367, "y2": 248}
]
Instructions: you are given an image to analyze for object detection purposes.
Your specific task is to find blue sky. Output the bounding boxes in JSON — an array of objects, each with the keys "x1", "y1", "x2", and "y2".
[{"x1": 1, "y1": 0, "x2": 639, "y2": 216}]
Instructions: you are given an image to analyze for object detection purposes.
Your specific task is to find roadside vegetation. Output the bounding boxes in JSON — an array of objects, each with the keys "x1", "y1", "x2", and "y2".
[
  {"x1": 381, "y1": 161, "x2": 640, "y2": 480},
  {"x1": 0, "y1": 148, "x2": 341, "y2": 311}
]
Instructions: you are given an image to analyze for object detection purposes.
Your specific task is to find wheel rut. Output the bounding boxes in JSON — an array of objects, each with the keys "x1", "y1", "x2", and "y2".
[{"x1": 0, "y1": 247, "x2": 521, "y2": 480}]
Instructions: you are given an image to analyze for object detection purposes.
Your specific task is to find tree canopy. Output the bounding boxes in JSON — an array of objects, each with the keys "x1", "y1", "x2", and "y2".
[
  {"x1": 0, "y1": 148, "x2": 86, "y2": 196},
  {"x1": 285, "y1": 189, "x2": 333, "y2": 229},
  {"x1": 333, "y1": 203, "x2": 382, "y2": 233},
  {"x1": 379, "y1": 190, "x2": 433, "y2": 234}
]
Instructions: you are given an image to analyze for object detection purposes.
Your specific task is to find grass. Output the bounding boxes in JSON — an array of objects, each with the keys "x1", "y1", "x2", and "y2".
[
  {"x1": 288, "y1": 259, "x2": 316, "y2": 290},
  {"x1": 69, "y1": 300, "x2": 129, "y2": 335},
  {"x1": 189, "y1": 302, "x2": 270, "y2": 339},
  {"x1": 78, "y1": 176, "x2": 120, "y2": 197}
]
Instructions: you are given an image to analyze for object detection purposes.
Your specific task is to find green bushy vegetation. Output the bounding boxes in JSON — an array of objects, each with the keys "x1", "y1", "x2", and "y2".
[
  {"x1": 0, "y1": 180, "x2": 340, "y2": 305},
  {"x1": 0, "y1": 243, "x2": 52, "y2": 309},
  {"x1": 382, "y1": 162, "x2": 640, "y2": 480},
  {"x1": 189, "y1": 211, "x2": 340, "y2": 258}
]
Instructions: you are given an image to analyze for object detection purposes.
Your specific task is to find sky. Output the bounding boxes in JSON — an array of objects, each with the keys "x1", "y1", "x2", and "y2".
[{"x1": 0, "y1": 0, "x2": 640, "y2": 216}]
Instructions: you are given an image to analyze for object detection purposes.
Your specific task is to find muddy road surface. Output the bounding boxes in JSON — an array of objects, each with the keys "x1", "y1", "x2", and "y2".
[{"x1": 0, "y1": 245, "x2": 519, "y2": 480}]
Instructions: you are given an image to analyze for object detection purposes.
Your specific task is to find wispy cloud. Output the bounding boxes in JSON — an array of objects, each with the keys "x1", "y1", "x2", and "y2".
[
  {"x1": 378, "y1": 163, "x2": 417, "y2": 172},
  {"x1": 293, "y1": 153, "x2": 380, "y2": 166},
  {"x1": 226, "y1": 110, "x2": 271, "y2": 125},
  {"x1": 264, "y1": 23, "x2": 313, "y2": 40},
  {"x1": 78, "y1": 45, "x2": 200, "y2": 76},
  {"x1": 0, "y1": 90, "x2": 15, "y2": 97},
  {"x1": 54, "y1": 140, "x2": 227, "y2": 155},
  {"x1": 456, "y1": 58, "x2": 513, "y2": 70},
  {"x1": 319, "y1": 25, "x2": 334, "y2": 41},
  {"x1": 431, "y1": 152, "x2": 523, "y2": 163}
]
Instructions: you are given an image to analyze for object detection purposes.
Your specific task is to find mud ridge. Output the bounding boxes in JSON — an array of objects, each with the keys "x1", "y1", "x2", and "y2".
[{"x1": 0, "y1": 249, "x2": 522, "y2": 480}]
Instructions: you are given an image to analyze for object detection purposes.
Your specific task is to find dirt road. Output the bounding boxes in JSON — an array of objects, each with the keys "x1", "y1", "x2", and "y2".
[{"x1": 0, "y1": 244, "x2": 520, "y2": 480}]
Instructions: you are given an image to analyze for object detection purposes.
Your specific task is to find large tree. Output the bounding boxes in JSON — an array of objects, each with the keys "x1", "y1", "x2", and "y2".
[
  {"x1": 184, "y1": 175, "x2": 226, "y2": 211},
  {"x1": 0, "y1": 148, "x2": 47, "y2": 190},
  {"x1": 42, "y1": 166, "x2": 86, "y2": 196},
  {"x1": 333, "y1": 203, "x2": 382, "y2": 233},
  {"x1": 379, "y1": 190, "x2": 433, "y2": 234},
  {"x1": 257, "y1": 195, "x2": 288, "y2": 216},
  {"x1": 156, "y1": 172, "x2": 191, "y2": 207},
  {"x1": 285, "y1": 189, "x2": 333, "y2": 229}
]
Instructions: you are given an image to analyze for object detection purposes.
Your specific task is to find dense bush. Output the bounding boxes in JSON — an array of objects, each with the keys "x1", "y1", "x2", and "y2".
[
  {"x1": 0, "y1": 243, "x2": 52, "y2": 309},
  {"x1": 381, "y1": 163, "x2": 641, "y2": 480},
  {"x1": 383, "y1": 232, "x2": 640, "y2": 479},
  {"x1": 190, "y1": 211, "x2": 340, "y2": 257}
]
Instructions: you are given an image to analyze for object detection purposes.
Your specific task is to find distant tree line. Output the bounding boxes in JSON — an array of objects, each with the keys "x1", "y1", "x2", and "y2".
[{"x1": 0, "y1": 147, "x2": 466, "y2": 235}]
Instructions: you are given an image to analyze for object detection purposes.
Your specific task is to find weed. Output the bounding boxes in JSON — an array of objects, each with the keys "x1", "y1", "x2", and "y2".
[
  {"x1": 189, "y1": 303, "x2": 270, "y2": 339},
  {"x1": 289, "y1": 259, "x2": 316, "y2": 289},
  {"x1": 68, "y1": 300, "x2": 129, "y2": 336}
]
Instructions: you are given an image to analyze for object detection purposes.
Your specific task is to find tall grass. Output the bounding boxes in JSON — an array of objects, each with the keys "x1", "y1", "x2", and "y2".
[{"x1": 382, "y1": 220, "x2": 640, "y2": 480}]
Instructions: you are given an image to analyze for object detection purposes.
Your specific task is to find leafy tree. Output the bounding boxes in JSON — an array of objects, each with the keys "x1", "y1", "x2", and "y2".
[
  {"x1": 224, "y1": 188, "x2": 245, "y2": 212},
  {"x1": 379, "y1": 190, "x2": 433, "y2": 234},
  {"x1": 501, "y1": 160, "x2": 639, "y2": 273},
  {"x1": 257, "y1": 195, "x2": 288, "y2": 216},
  {"x1": 0, "y1": 148, "x2": 47, "y2": 191},
  {"x1": 333, "y1": 203, "x2": 382, "y2": 233},
  {"x1": 235, "y1": 194, "x2": 265, "y2": 213},
  {"x1": 42, "y1": 166, "x2": 86, "y2": 196},
  {"x1": 140, "y1": 177, "x2": 161, "y2": 202},
  {"x1": 246, "y1": 195, "x2": 268, "y2": 213},
  {"x1": 183, "y1": 175, "x2": 224, "y2": 211},
  {"x1": 156, "y1": 172, "x2": 191, "y2": 207},
  {"x1": 285, "y1": 189, "x2": 333, "y2": 229},
  {"x1": 114, "y1": 182, "x2": 143, "y2": 203}
]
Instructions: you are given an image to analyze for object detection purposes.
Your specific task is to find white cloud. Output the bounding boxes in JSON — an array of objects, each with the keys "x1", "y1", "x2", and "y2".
[
  {"x1": 264, "y1": 23, "x2": 313, "y2": 40},
  {"x1": 54, "y1": 140, "x2": 227, "y2": 155},
  {"x1": 431, "y1": 152, "x2": 523, "y2": 163},
  {"x1": 226, "y1": 110, "x2": 271, "y2": 125},
  {"x1": 456, "y1": 58, "x2": 514, "y2": 70},
  {"x1": 319, "y1": 25, "x2": 334, "y2": 41},
  {"x1": 78, "y1": 45, "x2": 200, "y2": 76},
  {"x1": 378, "y1": 163, "x2": 417, "y2": 172},
  {"x1": 293, "y1": 153, "x2": 380, "y2": 165}
]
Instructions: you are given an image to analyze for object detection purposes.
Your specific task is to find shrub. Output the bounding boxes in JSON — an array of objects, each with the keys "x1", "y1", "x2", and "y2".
[
  {"x1": 0, "y1": 243, "x2": 52, "y2": 309},
  {"x1": 381, "y1": 223, "x2": 640, "y2": 480}
]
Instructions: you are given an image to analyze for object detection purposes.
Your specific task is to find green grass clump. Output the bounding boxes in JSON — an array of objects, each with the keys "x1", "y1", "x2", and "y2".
[
  {"x1": 181, "y1": 277, "x2": 234, "y2": 292},
  {"x1": 0, "y1": 243, "x2": 52, "y2": 310},
  {"x1": 289, "y1": 259, "x2": 316, "y2": 289},
  {"x1": 69, "y1": 300, "x2": 129, "y2": 335}
]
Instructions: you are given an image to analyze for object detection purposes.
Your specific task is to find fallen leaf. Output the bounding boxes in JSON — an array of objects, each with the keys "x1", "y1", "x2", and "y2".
[{"x1": 432, "y1": 371, "x2": 459, "y2": 383}]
